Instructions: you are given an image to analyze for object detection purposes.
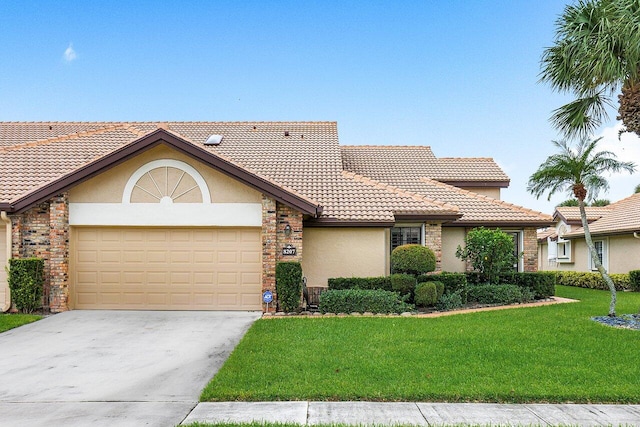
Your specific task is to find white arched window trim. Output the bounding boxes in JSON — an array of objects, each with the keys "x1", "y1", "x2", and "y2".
[{"x1": 122, "y1": 159, "x2": 211, "y2": 204}]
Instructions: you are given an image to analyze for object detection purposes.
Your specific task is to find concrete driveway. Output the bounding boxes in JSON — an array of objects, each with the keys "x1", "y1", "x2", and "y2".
[{"x1": 0, "y1": 310, "x2": 261, "y2": 426}]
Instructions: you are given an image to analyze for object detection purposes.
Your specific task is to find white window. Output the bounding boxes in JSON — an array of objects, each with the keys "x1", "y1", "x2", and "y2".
[
  {"x1": 391, "y1": 225, "x2": 424, "y2": 252},
  {"x1": 589, "y1": 239, "x2": 608, "y2": 271},
  {"x1": 556, "y1": 239, "x2": 572, "y2": 263},
  {"x1": 547, "y1": 238, "x2": 557, "y2": 260}
]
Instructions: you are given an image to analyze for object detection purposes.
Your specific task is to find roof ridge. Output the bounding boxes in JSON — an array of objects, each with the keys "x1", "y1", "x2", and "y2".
[
  {"x1": 419, "y1": 177, "x2": 551, "y2": 220},
  {"x1": 341, "y1": 145, "x2": 433, "y2": 149},
  {"x1": 343, "y1": 170, "x2": 459, "y2": 213},
  {"x1": 0, "y1": 123, "x2": 132, "y2": 153}
]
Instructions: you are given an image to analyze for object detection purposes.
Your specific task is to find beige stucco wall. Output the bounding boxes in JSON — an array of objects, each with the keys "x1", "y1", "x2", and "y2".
[
  {"x1": 302, "y1": 227, "x2": 389, "y2": 288},
  {"x1": 539, "y1": 235, "x2": 640, "y2": 274},
  {"x1": 0, "y1": 225, "x2": 7, "y2": 310},
  {"x1": 459, "y1": 187, "x2": 501, "y2": 199},
  {"x1": 441, "y1": 227, "x2": 466, "y2": 272},
  {"x1": 69, "y1": 145, "x2": 262, "y2": 204}
]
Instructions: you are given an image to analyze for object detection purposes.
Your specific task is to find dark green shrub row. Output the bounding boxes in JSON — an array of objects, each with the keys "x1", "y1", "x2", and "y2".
[
  {"x1": 275, "y1": 262, "x2": 302, "y2": 312},
  {"x1": 418, "y1": 272, "x2": 467, "y2": 302},
  {"x1": 8, "y1": 258, "x2": 44, "y2": 313},
  {"x1": 500, "y1": 272, "x2": 555, "y2": 299},
  {"x1": 327, "y1": 276, "x2": 392, "y2": 291},
  {"x1": 390, "y1": 273, "x2": 416, "y2": 300},
  {"x1": 391, "y1": 244, "x2": 436, "y2": 275},
  {"x1": 467, "y1": 284, "x2": 534, "y2": 305},
  {"x1": 554, "y1": 271, "x2": 630, "y2": 291},
  {"x1": 630, "y1": 270, "x2": 640, "y2": 292},
  {"x1": 319, "y1": 289, "x2": 414, "y2": 314}
]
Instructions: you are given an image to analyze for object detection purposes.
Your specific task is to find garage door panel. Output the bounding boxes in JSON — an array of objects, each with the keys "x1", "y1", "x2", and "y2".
[{"x1": 71, "y1": 227, "x2": 261, "y2": 310}]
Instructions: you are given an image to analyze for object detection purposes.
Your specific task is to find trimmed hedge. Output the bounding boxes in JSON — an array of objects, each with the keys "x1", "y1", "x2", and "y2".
[
  {"x1": 467, "y1": 284, "x2": 534, "y2": 305},
  {"x1": 391, "y1": 244, "x2": 436, "y2": 275},
  {"x1": 275, "y1": 262, "x2": 303, "y2": 312},
  {"x1": 629, "y1": 270, "x2": 640, "y2": 292},
  {"x1": 501, "y1": 272, "x2": 555, "y2": 299},
  {"x1": 7, "y1": 258, "x2": 44, "y2": 313},
  {"x1": 319, "y1": 289, "x2": 414, "y2": 314},
  {"x1": 390, "y1": 273, "x2": 417, "y2": 301},
  {"x1": 554, "y1": 271, "x2": 630, "y2": 291},
  {"x1": 415, "y1": 282, "x2": 437, "y2": 307},
  {"x1": 436, "y1": 291, "x2": 464, "y2": 311},
  {"x1": 327, "y1": 276, "x2": 392, "y2": 291},
  {"x1": 419, "y1": 272, "x2": 467, "y2": 303}
]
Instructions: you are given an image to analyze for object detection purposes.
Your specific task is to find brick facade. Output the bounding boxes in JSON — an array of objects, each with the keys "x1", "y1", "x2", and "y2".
[
  {"x1": 8, "y1": 194, "x2": 70, "y2": 312},
  {"x1": 424, "y1": 222, "x2": 442, "y2": 272},
  {"x1": 523, "y1": 227, "x2": 538, "y2": 272},
  {"x1": 260, "y1": 195, "x2": 305, "y2": 312}
]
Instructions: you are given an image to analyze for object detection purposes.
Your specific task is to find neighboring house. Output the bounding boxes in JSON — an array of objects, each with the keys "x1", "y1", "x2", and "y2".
[
  {"x1": 538, "y1": 195, "x2": 640, "y2": 274},
  {"x1": 0, "y1": 122, "x2": 551, "y2": 312}
]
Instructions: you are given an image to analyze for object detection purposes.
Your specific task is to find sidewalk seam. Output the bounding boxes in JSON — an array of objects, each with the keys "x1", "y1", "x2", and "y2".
[
  {"x1": 524, "y1": 404, "x2": 551, "y2": 426},
  {"x1": 414, "y1": 402, "x2": 432, "y2": 426}
]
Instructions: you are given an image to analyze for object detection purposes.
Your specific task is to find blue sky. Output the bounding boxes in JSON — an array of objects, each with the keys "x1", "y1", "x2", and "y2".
[{"x1": 1, "y1": 1, "x2": 637, "y2": 213}]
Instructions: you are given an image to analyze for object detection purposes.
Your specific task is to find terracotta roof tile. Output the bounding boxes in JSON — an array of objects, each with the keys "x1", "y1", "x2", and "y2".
[
  {"x1": 554, "y1": 206, "x2": 612, "y2": 223},
  {"x1": 564, "y1": 194, "x2": 640, "y2": 237}
]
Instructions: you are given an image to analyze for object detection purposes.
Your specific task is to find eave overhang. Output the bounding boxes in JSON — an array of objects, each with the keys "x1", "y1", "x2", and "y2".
[{"x1": 2, "y1": 129, "x2": 323, "y2": 217}]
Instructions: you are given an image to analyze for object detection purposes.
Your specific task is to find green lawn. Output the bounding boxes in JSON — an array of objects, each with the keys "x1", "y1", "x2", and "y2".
[
  {"x1": 201, "y1": 286, "x2": 640, "y2": 403},
  {"x1": 0, "y1": 313, "x2": 41, "y2": 333}
]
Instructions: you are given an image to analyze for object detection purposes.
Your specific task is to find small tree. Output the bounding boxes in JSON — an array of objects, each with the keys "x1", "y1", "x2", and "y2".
[
  {"x1": 455, "y1": 227, "x2": 518, "y2": 284},
  {"x1": 391, "y1": 244, "x2": 436, "y2": 276}
]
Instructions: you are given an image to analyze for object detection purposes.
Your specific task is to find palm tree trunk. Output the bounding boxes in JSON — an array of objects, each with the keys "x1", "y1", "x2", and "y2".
[{"x1": 578, "y1": 199, "x2": 617, "y2": 316}]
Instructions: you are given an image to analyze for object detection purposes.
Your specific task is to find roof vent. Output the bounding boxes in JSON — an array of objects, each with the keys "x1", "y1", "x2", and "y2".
[{"x1": 204, "y1": 134, "x2": 223, "y2": 145}]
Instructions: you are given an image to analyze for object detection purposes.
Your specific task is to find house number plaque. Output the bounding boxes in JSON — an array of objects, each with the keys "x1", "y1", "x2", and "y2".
[{"x1": 282, "y1": 244, "x2": 297, "y2": 256}]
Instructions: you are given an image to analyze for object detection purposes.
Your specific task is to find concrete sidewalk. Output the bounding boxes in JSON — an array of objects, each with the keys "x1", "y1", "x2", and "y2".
[{"x1": 182, "y1": 401, "x2": 640, "y2": 426}]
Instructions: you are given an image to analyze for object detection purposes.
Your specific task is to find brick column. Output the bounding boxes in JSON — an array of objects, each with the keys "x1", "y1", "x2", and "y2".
[
  {"x1": 424, "y1": 222, "x2": 442, "y2": 272},
  {"x1": 261, "y1": 196, "x2": 277, "y2": 312},
  {"x1": 523, "y1": 227, "x2": 538, "y2": 272},
  {"x1": 10, "y1": 214, "x2": 22, "y2": 258},
  {"x1": 49, "y1": 194, "x2": 69, "y2": 312},
  {"x1": 275, "y1": 203, "x2": 303, "y2": 263}
]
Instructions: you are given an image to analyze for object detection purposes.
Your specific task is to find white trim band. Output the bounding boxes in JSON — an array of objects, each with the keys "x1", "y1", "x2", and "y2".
[{"x1": 70, "y1": 203, "x2": 261, "y2": 227}]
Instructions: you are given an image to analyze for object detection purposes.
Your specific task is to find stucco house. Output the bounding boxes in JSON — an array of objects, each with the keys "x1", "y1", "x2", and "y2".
[
  {"x1": 0, "y1": 122, "x2": 551, "y2": 312},
  {"x1": 537, "y1": 194, "x2": 640, "y2": 274}
]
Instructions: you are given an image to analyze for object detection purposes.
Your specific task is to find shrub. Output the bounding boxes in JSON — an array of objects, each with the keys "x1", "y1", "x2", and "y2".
[
  {"x1": 421, "y1": 272, "x2": 468, "y2": 303},
  {"x1": 275, "y1": 262, "x2": 303, "y2": 312},
  {"x1": 391, "y1": 244, "x2": 436, "y2": 276},
  {"x1": 499, "y1": 272, "x2": 556, "y2": 299},
  {"x1": 415, "y1": 282, "x2": 438, "y2": 307},
  {"x1": 390, "y1": 273, "x2": 417, "y2": 301},
  {"x1": 555, "y1": 271, "x2": 630, "y2": 291},
  {"x1": 467, "y1": 284, "x2": 533, "y2": 305},
  {"x1": 327, "y1": 276, "x2": 392, "y2": 291},
  {"x1": 455, "y1": 227, "x2": 518, "y2": 284},
  {"x1": 433, "y1": 281, "x2": 445, "y2": 300},
  {"x1": 319, "y1": 289, "x2": 414, "y2": 314},
  {"x1": 7, "y1": 258, "x2": 44, "y2": 313},
  {"x1": 436, "y1": 291, "x2": 463, "y2": 311},
  {"x1": 629, "y1": 270, "x2": 640, "y2": 292}
]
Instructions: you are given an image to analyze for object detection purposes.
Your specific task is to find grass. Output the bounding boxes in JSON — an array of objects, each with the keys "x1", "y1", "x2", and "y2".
[
  {"x1": 184, "y1": 424, "x2": 573, "y2": 427},
  {"x1": 201, "y1": 286, "x2": 640, "y2": 403},
  {"x1": 0, "y1": 313, "x2": 41, "y2": 333}
]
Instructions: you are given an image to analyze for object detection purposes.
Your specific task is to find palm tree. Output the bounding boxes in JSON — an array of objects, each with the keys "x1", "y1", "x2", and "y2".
[
  {"x1": 540, "y1": 0, "x2": 640, "y2": 139},
  {"x1": 528, "y1": 137, "x2": 636, "y2": 316}
]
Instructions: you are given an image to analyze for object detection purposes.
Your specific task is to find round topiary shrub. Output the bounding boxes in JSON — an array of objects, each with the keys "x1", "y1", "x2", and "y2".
[
  {"x1": 390, "y1": 273, "x2": 417, "y2": 301},
  {"x1": 415, "y1": 282, "x2": 437, "y2": 307},
  {"x1": 391, "y1": 244, "x2": 436, "y2": 276}
]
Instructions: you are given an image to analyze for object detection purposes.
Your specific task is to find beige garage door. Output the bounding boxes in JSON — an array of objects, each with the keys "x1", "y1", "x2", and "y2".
[{"x1": 71, "y1": 227, "x2": 262, "y2": 310}]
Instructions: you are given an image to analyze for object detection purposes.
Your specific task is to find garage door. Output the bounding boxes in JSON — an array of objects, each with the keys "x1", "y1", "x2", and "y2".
[{"x1": 70, "y1": 227, "x2": 262, "y2": 310}]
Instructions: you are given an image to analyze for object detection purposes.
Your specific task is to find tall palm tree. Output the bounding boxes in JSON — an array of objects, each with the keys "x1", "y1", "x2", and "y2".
[
  {"x1": 540, "y1": 0, "x2": 640, "y2": 139},
  {"x1": 528, "y1": 137, "x2": 636, "y2": 316}
]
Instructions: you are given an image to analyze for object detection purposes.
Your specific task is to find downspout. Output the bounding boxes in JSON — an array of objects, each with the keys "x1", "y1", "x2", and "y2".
[{"x1": 1, "y1": 211, "x2": 11, "y2": 312}]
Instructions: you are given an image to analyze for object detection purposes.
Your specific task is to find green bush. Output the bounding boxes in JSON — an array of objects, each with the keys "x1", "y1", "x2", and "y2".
[
  {"x1": 7, "y1": 258, "x2": 44, "y2": 313},
  {"x1": 498, "y1": 272, "x2": 555, "y2": 299},
  {"x1": 555, "y1": 271, "x2": 630, "y2": 291},
  {"x1": 319, "y1": 289, "x2": 414, "y2": 314},
  {"x1": 467, "y1": 284, "x2": 533, "y2": 305},
  {"x1": 421, "y1": 272, "x2": 467, "y2": 303},
  {"x1": 455, "y1": 227, "x2": 518, "y2": 284},
  {"x1": 436, "y1": 291, "x2": 463, "y2": 311},
  {"x1": 390, "y1": 273, "x2": 417, "y2": 301},
  {"x1": 327, "y1": 276, "x2": 392, "y2": 291},
  {"x1": 275, "y1": 262, "x2": 303, "y2": 312},
  {"x1": 415, "y1": 282, "x2": 438, "y2": 307},
  {"x1": 391, "y1": 244, "x2": 436, "y2": 276},
  {"x1": 433, "y1": 281, "x2": 445, "y2": 300},
  {"x1": 629, "y1": 270, "x2": 640, "y2": 292}
]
